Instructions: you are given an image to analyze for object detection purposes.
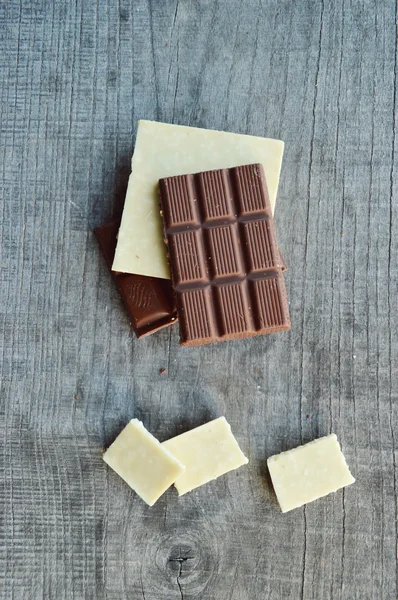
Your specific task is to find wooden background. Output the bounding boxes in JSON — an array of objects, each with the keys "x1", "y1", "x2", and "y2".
[{"x1": 1, "y1": 0, "x2": 397, "y2": 598}]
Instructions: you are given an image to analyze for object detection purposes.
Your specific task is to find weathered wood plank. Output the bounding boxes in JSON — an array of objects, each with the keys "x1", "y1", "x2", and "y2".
[{"x1": 0, "y1": 0, "x2": 397, "y2": 598}]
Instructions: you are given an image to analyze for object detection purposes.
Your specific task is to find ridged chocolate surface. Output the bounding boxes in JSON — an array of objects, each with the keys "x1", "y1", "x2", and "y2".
[
  {"x1": 159, "y1": 164, "x2": 290, "y2": 346},
  {"x1": 94, "y1": 221, "x2": 177, "y2": 338}
]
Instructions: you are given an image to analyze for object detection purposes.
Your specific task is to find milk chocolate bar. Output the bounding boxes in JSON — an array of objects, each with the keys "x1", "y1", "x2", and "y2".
[
  {"x1": 159, "y1": 164, "x2": 290, "y2": 346},
  {"x1": 94, "y1": 221, "x2": 177, "y2": 338}
]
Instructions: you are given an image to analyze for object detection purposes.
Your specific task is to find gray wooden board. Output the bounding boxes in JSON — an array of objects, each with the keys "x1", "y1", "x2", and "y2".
[{"x1": 0, "y1": 0, "x2": 397, "y2": 598}]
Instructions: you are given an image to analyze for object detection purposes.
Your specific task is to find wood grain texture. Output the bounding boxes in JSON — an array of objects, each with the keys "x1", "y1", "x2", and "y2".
[{"x1": 1, "y1": 0, "x2": 397, "y2": 598}]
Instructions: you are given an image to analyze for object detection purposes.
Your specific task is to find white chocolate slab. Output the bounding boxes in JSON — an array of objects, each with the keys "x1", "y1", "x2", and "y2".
[
  {"x1": 162, "y1": 416, "x2": 248, "y2": 495},
  {"x1": 112, "y1": 120, "x2": 284, "y2": 279},
  {"x1": 103, "y1": 419, "x2": 185, "y2": 506},
  {"x1": 267, "y1": 434, "x2": 355, "y2": 513}
]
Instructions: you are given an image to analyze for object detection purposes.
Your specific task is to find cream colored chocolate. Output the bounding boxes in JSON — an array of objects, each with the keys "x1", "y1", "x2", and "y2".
[
  {"x1": 112, "y1": 120, "x2": 284, "y2": 279},
  {"x1": 267, "y1": 434, "x2": 355, "y2": 513},
  {"x1": 103, "y1": 419, "x2": 184, "y2": 506},
  {"x1": 162, "y1": 416, "x2": 248, "y2": 495}
]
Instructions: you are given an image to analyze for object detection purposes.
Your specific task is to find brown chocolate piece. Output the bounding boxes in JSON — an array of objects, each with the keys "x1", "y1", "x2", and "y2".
[
  {"x1": 94, "y1": 221, "x2": 177, "y2": 338},
  {"x1": 159, "y1": 164, "x2": 290, "y2": 346}
]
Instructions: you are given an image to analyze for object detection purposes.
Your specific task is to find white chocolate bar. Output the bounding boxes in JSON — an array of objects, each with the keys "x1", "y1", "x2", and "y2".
[
  {"x1": 103, "y1": 419, "x2": 185, "y2": 506},
  {"x1": 267, "y1": 434, "x2": 355, "y2": 513},
  {"x1": 162, "y1": 416, "x2": 248, "y2": 495},
  {"x1": 112, "y1": 121, "x2": 284, "y2": 279}
]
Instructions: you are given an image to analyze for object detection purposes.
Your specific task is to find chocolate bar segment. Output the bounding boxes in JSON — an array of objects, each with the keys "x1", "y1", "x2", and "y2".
[
  {"x1": 94, "y1": 221, "x2": 177, "y2": 338},
  {"x1": 159, "y1": 164, "x2": 290, "y2": 346}
]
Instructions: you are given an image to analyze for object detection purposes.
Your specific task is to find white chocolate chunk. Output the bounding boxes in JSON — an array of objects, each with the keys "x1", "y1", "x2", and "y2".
[
  {"x1": 103, "y1": 419, "x2": 185, "y2": 506},
  {"x1": 267, "y1": 434, "x2": 355, "y2": 513},
  {"x1": 112, "y1": 120, "x2": 284, "y2": 279},
  {"x1": 162, "y1": 416, "x2": 248, "y2": 495}
]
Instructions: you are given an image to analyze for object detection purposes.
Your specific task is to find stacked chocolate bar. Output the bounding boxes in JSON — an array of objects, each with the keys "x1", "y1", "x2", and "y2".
[{"x1": 95, "y1": 121, "x2": 290, "y2": 346}]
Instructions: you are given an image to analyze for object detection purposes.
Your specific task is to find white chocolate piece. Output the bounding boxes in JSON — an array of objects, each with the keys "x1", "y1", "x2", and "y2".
[
  {"x1": 112, "y1": 120, "x2": 284, "y2": 279},
  {"x1": 162, "y1": 416, "x2": 248, "y2": 495},
  {"x1": 267, "y1": 434, "x2": 355, "y2": 513},
  {"x1": 103, "y1": 419, "x2": 185, "y2": 506}
]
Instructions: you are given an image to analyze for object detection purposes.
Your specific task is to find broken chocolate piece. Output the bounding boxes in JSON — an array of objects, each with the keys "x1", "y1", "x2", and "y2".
[{"x1": 94, "y1": 221, "x2": 177, "y2": 338}]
